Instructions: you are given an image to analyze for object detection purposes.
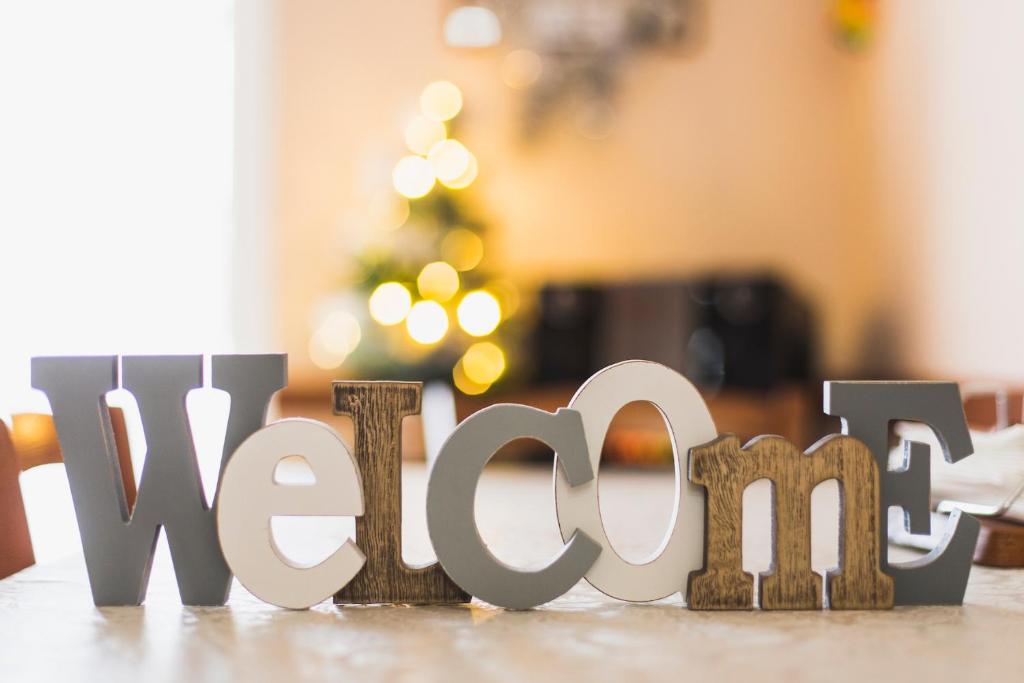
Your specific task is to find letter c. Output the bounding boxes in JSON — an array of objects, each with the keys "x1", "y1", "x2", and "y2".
[{"x1": 426, "y1": 405, "x2": 601, "y2": 609}]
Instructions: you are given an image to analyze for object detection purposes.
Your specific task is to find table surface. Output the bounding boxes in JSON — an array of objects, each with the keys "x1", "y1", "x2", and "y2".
[{"x1": 3, "y1": 463, "x2": 1024, "y2": 682}]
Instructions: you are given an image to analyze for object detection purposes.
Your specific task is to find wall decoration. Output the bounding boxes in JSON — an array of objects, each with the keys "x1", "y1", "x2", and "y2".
[
  {"x1": 833, "y1": 0, "x2": 875, "y2": 52},
  {"x1": 687, "y1": 434, "x2": 892, "y2": 610},
  {"x1": 332, "y1": 381, "x2": 470, "y2": 604},
  {"x1": 443, "y1": 0, "x2": 700, "y2": 139}
]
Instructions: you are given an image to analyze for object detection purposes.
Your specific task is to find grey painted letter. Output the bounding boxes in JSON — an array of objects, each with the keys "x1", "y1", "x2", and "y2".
[
  {"x1": 32, "y1": 354, "x2": 286, "y2": 605},
  {"x1": 824, "y1": 381, "x2": 980, "y2": 605},
  {"x1": 426, "y1": 405, "x2": 601, "y2": 609}
]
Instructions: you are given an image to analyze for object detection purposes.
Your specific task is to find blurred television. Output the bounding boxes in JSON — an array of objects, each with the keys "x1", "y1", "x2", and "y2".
[{"x1": 534, "y1": 274, "x2": 816, "y2": 392}]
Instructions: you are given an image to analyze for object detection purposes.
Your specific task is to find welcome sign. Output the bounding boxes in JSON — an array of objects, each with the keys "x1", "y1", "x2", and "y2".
[{"x1": 27, "y1": 355, "x2": 981, "y2": 611}]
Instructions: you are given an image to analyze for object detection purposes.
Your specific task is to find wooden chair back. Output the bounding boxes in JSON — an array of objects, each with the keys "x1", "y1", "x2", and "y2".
[{"x1": 0, "y1": 409, "x2": 135, "y2": 579}]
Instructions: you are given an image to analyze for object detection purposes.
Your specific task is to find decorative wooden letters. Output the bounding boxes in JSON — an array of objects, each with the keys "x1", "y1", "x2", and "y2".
[
  {"x1": 427, "y1": 404, "x2": 601, "y2": 609},
  {"x1": 31, "y1": 354, "x2": 285, "y2": 606},
  {"x1": 218, "y1": 419, "x2": 365, "y2": 610},
  {"x1": 824, "y1": 381, "x2": 980, "y2": 605},
  {"x1": 18, "y1": 355, "x2": 985, "y2": 613},
  {"x1": 332, "y1": 381, "x2": 469, "y2": 605},
  {"x1": 554, "y1": 360, "x2": 717, "y2": 603},
  {"x1": 687, "y1": 434, "x2": 893, "y2": 610}
]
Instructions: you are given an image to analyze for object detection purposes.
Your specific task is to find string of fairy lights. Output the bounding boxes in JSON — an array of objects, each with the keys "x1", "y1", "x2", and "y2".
[{"x1": 309, "y1": 81, "x2": 515, "y2": 396}]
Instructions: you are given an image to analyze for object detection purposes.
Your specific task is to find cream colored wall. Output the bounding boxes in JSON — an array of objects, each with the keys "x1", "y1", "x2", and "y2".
[
  {"x1": 274, "y1": 0, "x2": 1021, "y2": 390},
  {"x1": 864, "y1": 1, "x2": 1024, "y2": 382}
]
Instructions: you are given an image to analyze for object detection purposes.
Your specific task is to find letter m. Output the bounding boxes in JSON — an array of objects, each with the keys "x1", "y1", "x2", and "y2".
[
  {"x1": 686, "y1": 434, "x2": 893, "y2": 610},
  {"x1": 32, "y1": 355, "x2": 285, "y2": 605}
]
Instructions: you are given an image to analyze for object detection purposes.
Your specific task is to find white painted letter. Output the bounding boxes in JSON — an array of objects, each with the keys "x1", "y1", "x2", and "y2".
[
  {"x1": 217, "y1": 418, "x2": 365, "y2": 609},
  {"x1": 554, "y1": 361, "x2": 717, "y2": 602}
]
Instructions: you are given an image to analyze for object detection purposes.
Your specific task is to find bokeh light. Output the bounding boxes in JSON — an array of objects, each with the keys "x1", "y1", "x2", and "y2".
[
  {"x1": 368, "y1": 282, "x2": 412, "y2": 325},
  {"x1": 406, "y1": 300, "x2": 449, "y2": 344},
  {"x1": 440, "y1": 228, "x2": 484, "y2": 271},
  {"x1": 457, "y1": 290, "x2": 501, "y2": 337},
  {"x1": 420, "y1": 81, "x2": 463, "y2": 122},
  {"x1": 485, "y1": 279, "x2": 520, "y2": 316},
  {"x1": 443, "y1": 6, "x2": 502, "y2": 48},
  {"x1": 461, "y1": 341, "x2": 506, "y2": 385},
  {"x1": 309, "y1": 311, "x2": 361, "y2": 369},
  {"x1": 392, "y1": 155, "x2": 436, "y2": 199},
  {"x1": 309, "y1": 335, "x2": 347, "y2": 370},
  {"x1": 501, "y1": 49, "x2": 543, "y2": 89},
  {"x1": 318, "y1": 311, "x2": 362, "y2": 352},
  {"x1": 427, "y1": 139, "x2": 472, "y2": 183},
  {"x1": 417, "y1": 261, "x2": 460, "y2": 302},
  {"x1": 452, "y1": 360, "x2": 490, "y2": 395},
  {"x1": 404, "y1": 116, "x2": 446, "y2": 156},
  {"x1": 367, "y1": 191, "x2": 409, "y2": 231},
  {"x1": 439, "y1": 151, "x2": 478, "y2": 189},
  {"x1": 8, "y1": 414, "x2": 56, "y2": 460}
]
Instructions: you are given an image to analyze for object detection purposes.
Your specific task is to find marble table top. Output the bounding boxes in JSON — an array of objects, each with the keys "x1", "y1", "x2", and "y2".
[{"x1": 2, "y1": 464, "x2": 1023, "y2": 682}]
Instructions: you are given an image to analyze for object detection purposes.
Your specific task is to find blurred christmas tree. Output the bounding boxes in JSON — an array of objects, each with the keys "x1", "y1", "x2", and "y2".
[{"x1": 310, "y1": 81, "x2": 520, "y2": 395}]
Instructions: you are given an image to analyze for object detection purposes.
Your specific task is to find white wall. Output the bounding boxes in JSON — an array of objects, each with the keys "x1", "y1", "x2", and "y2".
[
  {"x1": 868, "y1": 2, "x2": 1024, "y2": 381},
  {"x1": 0, "y1": 1, "x2": 236, "y2": 412}
]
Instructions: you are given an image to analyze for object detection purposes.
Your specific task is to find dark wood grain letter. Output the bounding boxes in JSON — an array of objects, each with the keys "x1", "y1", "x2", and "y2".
[
  {"x1": 332, "y1": 381, "x2": 469, "y2": 605},
  {"x1": 687, "y1": 434, "x2": 893, "y2": 610}
]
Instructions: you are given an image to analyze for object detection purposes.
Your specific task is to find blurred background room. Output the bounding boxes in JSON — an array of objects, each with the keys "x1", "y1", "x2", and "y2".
[{"x1": 2, "y1": 0, "x2": 1023, "y2": 565}]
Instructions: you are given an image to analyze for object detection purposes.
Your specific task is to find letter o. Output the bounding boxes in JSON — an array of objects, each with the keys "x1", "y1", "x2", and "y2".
[{"x1": 554, "y1": 361, "x2": 717, "y2": 602}]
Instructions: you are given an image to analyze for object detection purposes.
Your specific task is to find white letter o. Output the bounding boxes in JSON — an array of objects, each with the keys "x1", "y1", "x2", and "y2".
[{"x1": 554, "y1": 361, "x2": 717, "y2": 602}]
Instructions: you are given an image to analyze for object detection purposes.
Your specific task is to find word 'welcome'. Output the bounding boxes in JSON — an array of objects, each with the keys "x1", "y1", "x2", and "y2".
[{"x1": 30, "y1": 356, "x2": 980, "y2": 611}]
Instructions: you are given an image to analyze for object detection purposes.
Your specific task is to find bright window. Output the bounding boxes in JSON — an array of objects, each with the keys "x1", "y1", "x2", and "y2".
[
  {"x1": 0, "y1": 1, "x2": 236, "y2": 413},
  {"x1": 0, "y1": 1, "x2": 237, "y2": 560}
]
